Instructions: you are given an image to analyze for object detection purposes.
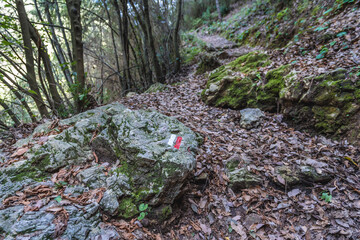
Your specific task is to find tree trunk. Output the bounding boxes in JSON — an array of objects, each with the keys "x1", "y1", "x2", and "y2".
[
  {"x1": 0, "y1": 100, "x2": 21, "y2": 127},
  {"x1": 28, "y1": 23, "x2": 64, "y2": 115},
  {"x1": 55, "y1": 0, "x2": 73, "y2": 66},
  {"x1": 16, "y1": 0, "x2": 49, "y2": 118},
  {"x1": 216, "y1": 0, "x2": 222, "y2": 21},
  {"x1": 143, "y1": 0, "x2": 164, "y2": 83},
  {"x1": 0, "y1": 119, "x2": 9, "y2": 130},
  {"x1": 0, "y1": 70, "x2": 36, "y2": 122},
  {"x1": 173, "y1": 0, "x2": 182, "y2": 73},
  {"x1": 44, "y1": 2, "x2": 73, "y2": 88},
  {"x1": 103, "y1": 0, "x2": 123, "y2": 90},
  {"x1": 113, "y1": 0, "x2": 132, "y2": 93},
  {"x1": 66, "y1": 0, "x2": 86, "y2": 112}
]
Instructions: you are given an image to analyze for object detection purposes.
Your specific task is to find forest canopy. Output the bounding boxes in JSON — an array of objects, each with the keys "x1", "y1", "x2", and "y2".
[{"x1": 0, "y1": 0, "x2": 232, "y2": 127}]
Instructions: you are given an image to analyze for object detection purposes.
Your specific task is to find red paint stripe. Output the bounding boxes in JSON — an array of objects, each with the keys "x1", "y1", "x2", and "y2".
[{"x1": 174, "y1": 136, "x2": 182, "y2": 149}]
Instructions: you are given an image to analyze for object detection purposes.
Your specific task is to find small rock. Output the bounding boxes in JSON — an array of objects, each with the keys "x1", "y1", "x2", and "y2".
[
  {"x1": 240, "y1": 108, "x2": 265, "y2": 129},
  {"x1": 228, "y1": 168, "x2": 262, "y2": 192},
  {"x1": 126, "y1": 92, "x2": 137, "y2": 97}
]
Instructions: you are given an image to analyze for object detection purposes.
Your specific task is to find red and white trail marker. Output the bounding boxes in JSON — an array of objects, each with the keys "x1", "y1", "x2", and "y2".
[
  {"x1": 167, "y1": 135, "x2": 183, "y2": 149},
  {"x1": 174, "y1": 136, "x2": 183, "y2": 149}
]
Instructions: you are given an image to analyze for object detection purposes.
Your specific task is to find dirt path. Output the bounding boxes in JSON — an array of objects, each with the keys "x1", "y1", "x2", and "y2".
[{"x1": 119, "y1": 44, "x2": 360, "y2": 239}]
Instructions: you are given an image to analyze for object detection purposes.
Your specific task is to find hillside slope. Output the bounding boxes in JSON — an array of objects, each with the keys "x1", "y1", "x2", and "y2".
[{"x1": 194, "y1": 0, "x2": 360, "y2": 143}]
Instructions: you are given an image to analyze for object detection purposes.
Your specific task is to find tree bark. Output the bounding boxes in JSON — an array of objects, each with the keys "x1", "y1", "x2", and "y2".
[
  {"x1": 0, "y1": 100, "x2": 21, "y2": 127},
  {"x1": 0, "y1": 70, "x2": 36, "y2": 122},
  {"x1": 66, "y1": 0, "x2": 86, "y2": 112},
  {"x1": 55, "y1": 0, "x2": 73, "y2": 66},
  {"x1": 173, "y1": 0, "x2": 182, "y2": 73},
  {"x1": 16, "y1": 0, "x2": 49, "y2": 118},
  {"x1": 103, "y1": 0, "x2": 123, "y2": 89},
  {"x1": 44, "y1": 1, "x2": 73, "y2": 88},
  {"x1": 28, "y1": 22, "x2": 64, "y2": 114},
  {"x1": 216, "y1": 0, "x2": 222, "y2": 21},
  {"x1": 143, "y1": 0, "x2": 164, "y2": 83}
]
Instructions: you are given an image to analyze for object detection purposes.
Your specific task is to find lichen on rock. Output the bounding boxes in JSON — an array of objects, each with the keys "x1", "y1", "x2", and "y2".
[
  {"x1": 201, "y1": 51, "x2": 290, "y2": 112},
  {"x1": 0, "y1": 102, "x2": 201, "y2": 238}
]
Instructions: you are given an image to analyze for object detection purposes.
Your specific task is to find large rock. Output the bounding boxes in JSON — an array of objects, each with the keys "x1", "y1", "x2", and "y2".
[
  {"x1": 0, "y1": 103, "x2": 201, "y2": 239},
  {"x1": 201, "y1": 51, "x2": 290, "y2": 112},
  {"x1": 280, "y1": 68, "x2": 360, "y2": 142}
]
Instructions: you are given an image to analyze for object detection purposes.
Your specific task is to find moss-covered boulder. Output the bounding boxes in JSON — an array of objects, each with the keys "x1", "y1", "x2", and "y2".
[
  {"x1": 201, "y1": 51, "x2": 290, "y2": 112},
  {"x1": 280, "y1": 68, "x2": 360, "y2": 140},
  {"x1": 0, "y1": 103, "x2": 201, "y2": 238},
  {"x1": 144, "y1": 83, "x2": 168, "y2": 93}
]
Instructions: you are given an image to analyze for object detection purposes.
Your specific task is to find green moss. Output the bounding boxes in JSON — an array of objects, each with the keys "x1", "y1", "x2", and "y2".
[
  {"x1": 204, "y1": 53, "x2": 292, "y2": 112},
  {"x1": 161, "y1": 205, "x2": 172, "y2": 221},
  {"x1": 311, "y1": 5, "x2": 321, "y2": 16},
  {"x1": 118, "y1": 198, "x2": 139, "y2": 219},
  {"x1": 276, "y1": 8, "x2": 289, "y2": 20}
]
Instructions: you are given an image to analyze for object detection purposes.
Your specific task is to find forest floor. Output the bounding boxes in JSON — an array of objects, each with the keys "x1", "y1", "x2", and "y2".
[
  {"x1": 1, "y1": 34, "x2": 359, "y2": 239},
  {"x1": 118, "y1": 34, "x2": 360, "y2": 239}
]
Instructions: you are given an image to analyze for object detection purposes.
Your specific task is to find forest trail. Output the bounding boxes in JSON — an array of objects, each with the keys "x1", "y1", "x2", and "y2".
[{"x1": 118, "y1": 35, "x2": 360, "y2": 239}]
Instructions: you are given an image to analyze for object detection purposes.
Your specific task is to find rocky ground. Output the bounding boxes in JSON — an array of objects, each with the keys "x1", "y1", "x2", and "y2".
[
  {"x1": 1, "y1": 5, "x2": 360, "y2": 239},
  {"x1": 118, "y1": 45, "x2": 360, "y2": 239}
]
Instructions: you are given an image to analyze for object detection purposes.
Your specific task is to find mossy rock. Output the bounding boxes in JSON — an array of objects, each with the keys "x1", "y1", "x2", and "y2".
[
  {"x1": 195, "y1": 53, "x2": 221, "y2": 74},
  {"x1": 3, "y1": 103, "x2": 201, "y2": 223},
  {"x1": 280, "y1": 68, "x2": 360, "y2": 137},
  {"x1": 202, "y1": 52, "x2": 290, "y2": 112},
  {"x1": 145, "y1": 83, "x2": 168, "y2": 93}
]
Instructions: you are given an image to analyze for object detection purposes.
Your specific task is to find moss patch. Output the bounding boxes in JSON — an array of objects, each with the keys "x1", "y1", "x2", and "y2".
[
  {"x1": 202, "y1": 52, "x2": 290, "y2": 112},
  {"x1": 118, "y1": 198, "x2": 139, "y2": 219}
]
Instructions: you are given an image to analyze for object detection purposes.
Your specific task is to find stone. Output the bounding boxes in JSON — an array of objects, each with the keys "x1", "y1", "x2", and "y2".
[
  {"x1": 100, "y1": 189, "x2": 120, "y2": 216},
  {"x1": 275, "y1": 165, "x2": 333, "y2": 187},
  {"x1": 228, "y1": 168, "x2": 262, "y2": 192},
  {"x1": 126, "y1": 92, "x2": 137, "y2": 97},
  {"x1": 144, "y1": 83, "x2": 168, "y2": 93},
  {"x1": 0, "y1": 102, "x2": 201, "y2": 238},
  {"x1": 239, "y1": 108, "x2": 265, "y2": 129}
]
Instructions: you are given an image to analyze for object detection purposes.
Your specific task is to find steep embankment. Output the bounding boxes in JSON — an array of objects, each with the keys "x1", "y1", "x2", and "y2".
[{"x1": 195, "y1": 0, "x2": 360, "y2": 143}]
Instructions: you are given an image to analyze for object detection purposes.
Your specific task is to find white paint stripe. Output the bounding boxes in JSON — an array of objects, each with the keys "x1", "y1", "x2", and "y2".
[{"x1": 167, "y1": 134, "x2": 177, "y2": 146}]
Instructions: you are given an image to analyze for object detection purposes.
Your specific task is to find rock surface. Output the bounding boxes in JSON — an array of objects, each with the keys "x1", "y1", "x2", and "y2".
[
  {"x1": 0, "y1": 103, "x2": 201, "y2": 239},
  {"x1": 201, "y1": 51, "x2": 360, "y2": 144},
  {"x1": 240, "y1": 108, "x2": 265, "y2": 129},
  {"x1": 145, "y1": 83, "x2": 168, "y2": 93}
]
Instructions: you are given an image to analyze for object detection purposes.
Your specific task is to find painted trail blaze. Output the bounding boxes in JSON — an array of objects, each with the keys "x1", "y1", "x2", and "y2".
[{"x1": 174, "y1": 136, "x2": 183, "y2": 149}]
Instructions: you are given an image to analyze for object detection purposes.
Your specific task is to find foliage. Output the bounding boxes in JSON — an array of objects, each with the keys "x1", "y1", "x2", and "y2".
[
  {"x1": 137, "y1": 203, "x2": 149, "y2": 220},
  {"x1": 320, "y1": 192, "x2": 332, "y2": 203}
]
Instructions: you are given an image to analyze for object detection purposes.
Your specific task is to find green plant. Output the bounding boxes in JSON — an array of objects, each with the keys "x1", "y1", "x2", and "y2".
[
  {"x1": 137, "y1": 203, "x2": 149, "y2": 220},
  {"x1": 320, "y1": 192, "x2": 332, "y2": 202}
]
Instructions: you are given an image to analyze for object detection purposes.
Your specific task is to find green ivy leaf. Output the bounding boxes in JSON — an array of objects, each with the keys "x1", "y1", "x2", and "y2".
[
  {"x1": 54, "y1": 196, "x2": 62, "y2": 203},
  {"x1": 139, "y1": 203, "x2": 148, "y2": 212},
  {"x1": 320, "y1": 192, "x2": 332, "y2": 203},
  {"x1": 138, "y1": 212, "x2": 146, "y2": 220}
]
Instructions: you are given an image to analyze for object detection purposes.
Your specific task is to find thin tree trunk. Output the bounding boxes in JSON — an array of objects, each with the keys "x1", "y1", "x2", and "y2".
[
  {"x1": 143, "y1": 0, "x2": 164, "y2": 83},
  {"x1": 0, "y1": 100, "x2": 21, "y2": 127},
  {"x1": 173, "y1": 0, "x2": 182, "y2": 73},
  {"x1": 102, "y1": 0, "x2": 122, "y2": 88},
  {"x1": 66, "y1": 0, "x2": 86, "y2": 112},
  {"x1": 113, "y1": 0, "x2": 132, "y2": 93},
  {"x1": 44, "y1": 2, "x2": 73, "y2": 87},
  {"x1": 216, "y1": 0, "x2": 222, "y2": 21},
  {"x1": 55, "y1": 0, "x2": 73, "y2": 65},
  {"x1": 0, "y1": 70, "x2": 37, "y2": 122},
  {"x1": 0, "y1": 120, "x2": 9, "y2": 130},
  {"x1": 16, "y1": 0, "x2": 49, "y2": 118}
]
